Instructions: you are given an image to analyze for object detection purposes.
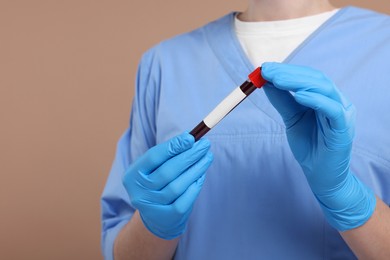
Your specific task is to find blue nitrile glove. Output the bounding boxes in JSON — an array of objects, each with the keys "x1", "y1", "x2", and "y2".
[
  {"x1": 122, "y1": 132, "x2": 213, "y2": 239},
  {"x1": 261, "y1": 62, "x2": 376, "y2": 231}
]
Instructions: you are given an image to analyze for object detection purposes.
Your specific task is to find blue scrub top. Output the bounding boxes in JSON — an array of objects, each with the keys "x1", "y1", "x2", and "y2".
[{"x1": 101, "y1": 6, "x2": 390, "y2": 260}]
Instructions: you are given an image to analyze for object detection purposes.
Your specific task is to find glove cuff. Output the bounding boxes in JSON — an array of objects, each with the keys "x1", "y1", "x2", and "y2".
[{"x1": 316, "y1": 173, "x2": 376, "y2": 231}]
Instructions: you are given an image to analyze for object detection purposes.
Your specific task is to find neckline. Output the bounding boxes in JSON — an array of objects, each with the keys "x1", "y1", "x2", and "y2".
[
  {"x1": 204, "y1": 6, "x2": 350, "y2": 125},
  {"x1": 234, "y1": 9, "x2": 339, "y2": 34},
  {"x1": 205, "y1": 6, "x2": 352, "y2": 85}
]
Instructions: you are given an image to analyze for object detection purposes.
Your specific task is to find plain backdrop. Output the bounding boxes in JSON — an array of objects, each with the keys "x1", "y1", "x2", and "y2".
[{"x1": 0, "y1": 1, "x2": 389, "y2": 259}]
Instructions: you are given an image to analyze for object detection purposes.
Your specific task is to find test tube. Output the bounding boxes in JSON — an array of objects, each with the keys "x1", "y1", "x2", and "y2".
[{"x1": 190, "y1": 67, "x2": 266, "y2": 141}]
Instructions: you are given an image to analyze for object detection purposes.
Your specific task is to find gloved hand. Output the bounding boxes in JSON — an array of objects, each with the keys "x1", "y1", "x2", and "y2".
[
  {"x1": 122, "y1": 132, "x2": 213, "y2": 239},
  {"x1": 261, "y1": 62, "x2": 376, "y2": 231}
]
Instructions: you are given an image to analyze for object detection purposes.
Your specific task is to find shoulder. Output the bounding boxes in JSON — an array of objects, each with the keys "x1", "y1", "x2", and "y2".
[
  {"x1": 140, "y1": 12, "x2": 234, "y2": 66},
  {"x1": 339, "y1": 6, "x2": 390, "y2": 29},
  {"x1": 321, "y1": 6, "x2": 390, "y2": 60}
]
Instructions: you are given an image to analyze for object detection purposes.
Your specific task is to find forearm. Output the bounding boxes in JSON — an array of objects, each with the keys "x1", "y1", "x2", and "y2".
[
  {"x1": 114, "y1": 211, "x2": 179, "y2": 260},
  {"x1": 341, "y1": 197, "x2": 390, "y2": 259}
]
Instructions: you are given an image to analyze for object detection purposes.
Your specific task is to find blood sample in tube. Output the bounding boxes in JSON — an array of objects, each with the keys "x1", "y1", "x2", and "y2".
[{"x1": 190, "y1": 67, "x2": 266, "y2": 141}]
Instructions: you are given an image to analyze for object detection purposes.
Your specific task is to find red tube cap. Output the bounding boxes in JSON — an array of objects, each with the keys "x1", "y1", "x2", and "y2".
[{"x1": 248, "y1": 67, "x2": 266, "y2": 88}]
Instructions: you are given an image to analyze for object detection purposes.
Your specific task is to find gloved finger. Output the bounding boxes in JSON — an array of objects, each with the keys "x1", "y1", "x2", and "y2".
[
  {"x1": 157, "y1": 152, "x2": 213, "y2": 205},
  {"x1": 145, "y1": 138, "x2": 211, "y2": 190},
  {"x1": 263, "y1": 62, "x2": 326, "y2": 79},
  {"x1": 262, "y1": 62, "x2": 349, "y2": 106},
  {"x1": 293, "y1": 90, "x2": 353, "y2": 130},
  {"x1": 134, "y1": 132, "x2": 195, "y2": 174},
  {"x1": 317, "y1": 112, "x2": 355, "y2": 149},
  {"x1": 262, "y1": 82, "x2": 307, "y2": 128},
  {"x1": 170, "y1": 173, "x2": 207, "y2": 215},
  {"x1": 262, "y1": 62, "x2": 332, "y2": 96}
]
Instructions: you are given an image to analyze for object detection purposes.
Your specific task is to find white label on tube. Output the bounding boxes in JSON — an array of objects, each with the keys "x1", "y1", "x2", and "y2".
[{"x1": 204, "y1": 87, "x2": 246, "y2": 128}]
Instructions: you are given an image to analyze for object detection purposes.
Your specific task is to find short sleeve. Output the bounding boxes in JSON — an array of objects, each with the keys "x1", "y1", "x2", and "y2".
[{"x1": 100, "y1": 49, "x2": 160, "y2": 260}]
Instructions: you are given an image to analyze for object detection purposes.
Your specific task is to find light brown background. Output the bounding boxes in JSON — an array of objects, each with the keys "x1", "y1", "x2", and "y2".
[{"x1": 0, "y1": 1, "x2": 389, "y2": 259}]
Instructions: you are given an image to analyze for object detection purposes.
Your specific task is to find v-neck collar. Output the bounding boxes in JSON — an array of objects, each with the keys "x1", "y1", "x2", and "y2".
[{"x1": 204, "y1": 6, "x2": 350, "y2": 125}]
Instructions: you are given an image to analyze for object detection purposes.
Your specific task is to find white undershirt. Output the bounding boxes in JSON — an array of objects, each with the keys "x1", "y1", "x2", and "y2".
[{"x1": 234, "y1": 9, "x2": 339, "y2": 67}]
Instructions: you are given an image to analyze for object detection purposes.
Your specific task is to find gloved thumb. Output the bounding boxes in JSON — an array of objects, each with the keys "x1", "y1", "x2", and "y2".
[
  {"x1": 135, "y1": 132, "x2": 195, "y2": 174},
  {"x1": 261, "y1": 64, "x2": 306, "y2": 128}
]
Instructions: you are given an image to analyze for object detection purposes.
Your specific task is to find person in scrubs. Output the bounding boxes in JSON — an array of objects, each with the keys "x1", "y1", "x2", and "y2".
[{"x1": 101, "y1": 0, "x2": 390, "y2": 259}]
